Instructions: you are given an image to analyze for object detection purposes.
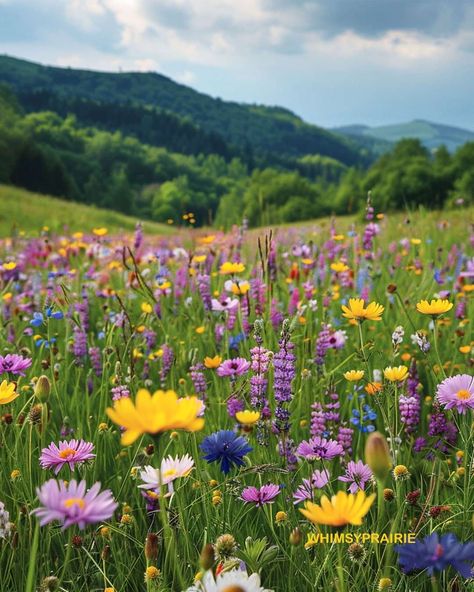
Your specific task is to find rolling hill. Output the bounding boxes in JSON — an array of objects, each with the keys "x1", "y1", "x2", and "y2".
[
  {"x1": 0, "y1": 54, "x2": 367, "y2": 166},
  {"x1": 333, "y1": 120, "x2": 474, "y2": 152},
  {"x1": 0, "y1": 184, "x2": 172, "y2": 236}
]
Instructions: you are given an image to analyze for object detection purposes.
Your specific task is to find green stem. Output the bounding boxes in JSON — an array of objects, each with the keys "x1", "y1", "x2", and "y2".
[
  {"x1": 336, "y1": 543, "x2": 346, "y2": 592},
  {"x1": 59, "y1": 530, "x2": 74, "y2": 588},
  {"x1": 432, "y1": 319, "x2": 447, "y2": 379},
  {"x1": 25, "y1": 522, "x2": 40, "y2": 592}
]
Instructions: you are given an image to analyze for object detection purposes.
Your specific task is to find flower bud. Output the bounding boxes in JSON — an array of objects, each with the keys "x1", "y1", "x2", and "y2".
[
  {"x1": 200, "y1": 543, "x2": 215, "y2": 571},
  {"x1": 365, "y1": 432, "x2": 392, "y2": 480},
  {"x1": 40, "y1": 576, "x2": 59, "y2": 591},
  {"x1": 289, "y1": 527, "x2": 302, "y2": 546},
  {"x1": 145, "y1": 533, "x2": 159, "y2": 562},
  {"x1": 34, "y1": 375, "x2": 51, "y2": 402}
]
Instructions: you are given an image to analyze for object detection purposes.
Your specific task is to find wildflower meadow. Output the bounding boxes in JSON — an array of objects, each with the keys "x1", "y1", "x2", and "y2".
[{"x1": 0, "y1": 202, "x2": 473, "y2": 592}]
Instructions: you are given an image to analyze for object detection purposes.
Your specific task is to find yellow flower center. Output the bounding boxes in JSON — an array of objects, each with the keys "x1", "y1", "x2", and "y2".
[
  {"x1": 59, "y1": 448, "x2": 77, "y2": 459},
  {"x1": 163, "y1": 468, "x2": 177, "y2": 478},
  {"x1": 222, "y1": 587, "x2": 246, "y2": 592},
  {"x1": 456, "y1": 389, "x2": 470, "y2": 400},
  {"x1": 64, "y1": 498, "x2": 85, "y2": 510}
]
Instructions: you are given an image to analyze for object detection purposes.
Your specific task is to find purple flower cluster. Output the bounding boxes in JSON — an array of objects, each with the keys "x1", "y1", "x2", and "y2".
[
  {"x1": 273, "y1": 320, "x2": 297, "y2": 466},
  {"x1": 190, "y1": 363, "x2": 207, "y2": 398}
]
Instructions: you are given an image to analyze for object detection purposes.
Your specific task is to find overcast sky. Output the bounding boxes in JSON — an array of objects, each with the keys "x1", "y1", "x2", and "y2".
[{"x1": 1, "y1": 0, "x2": 474, "y2": 129}]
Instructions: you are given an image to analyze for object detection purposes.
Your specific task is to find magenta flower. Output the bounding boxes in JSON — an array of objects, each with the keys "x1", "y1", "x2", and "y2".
[
  {"x1": 338, "y1": 460, "x2": 373, "y2": 493},
  {"x1": 32, "y1": 479, "x2": 117, "y2": 529},
  {"x1": 211, "y1": 297, "x2": 239, "y2": 312},
  {"x1": 241, "y1": 484, "x2": 280, "y2": 507},
  {"x1": 296, "y1": 436, "x2": 344, "y2": 461},
  {"x1": 40, "y1": 440, "x2": 95, "y2": 474},
  {"x1": 0, "y1": 354, "x2": 32, "y2": 376},
  {"x1": 217, "y1": 357, "x2": 250, "y2": 378},
  {"x1": 436, "y1": 374, "x2": 474, "y2": 414},
  {"x1": 293, "y1": 469, "x2": 330, "y2": 504}
]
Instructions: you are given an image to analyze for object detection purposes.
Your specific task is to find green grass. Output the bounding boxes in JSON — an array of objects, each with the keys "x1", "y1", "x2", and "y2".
[{"x1": 0, "y1": 184, "x2": 172, "y2": 236}]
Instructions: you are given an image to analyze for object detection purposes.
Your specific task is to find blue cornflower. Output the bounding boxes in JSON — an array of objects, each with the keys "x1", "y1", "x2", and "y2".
[
  {"x1": 396, "y1": 533, "x2": 474, "y2": 578},
  {"x1": 200, "y1": 430, "x2": 252, "y2": 474},
  {"x1": 30, "y1": 312, "x2": 45, "y2": 327},
  {"x1": 30, "y1": 307, "x2": 64, "y2": 327},
  {"x1": 229, "y1": 333, "x2": 245, "y2": 350},
  {"x1": 350, "y1": 405, "x2": 377, "y2": 433},
  {"x1": 34, "y1": 336, "x2": 57, "y2": 348}
]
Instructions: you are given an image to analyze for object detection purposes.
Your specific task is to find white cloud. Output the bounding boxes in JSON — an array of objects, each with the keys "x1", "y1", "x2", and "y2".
[{"x1": 175, "y1": 70, "x2": 196, "y2": 84}]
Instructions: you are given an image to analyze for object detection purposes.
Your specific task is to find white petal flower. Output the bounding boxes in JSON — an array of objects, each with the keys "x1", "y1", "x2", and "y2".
[
  {"x1": 188, "y1": 569, "x2": 273, "y2": 592},
  {"x1": 139, "y1": 454, "x2": 194, "y2": 490}
]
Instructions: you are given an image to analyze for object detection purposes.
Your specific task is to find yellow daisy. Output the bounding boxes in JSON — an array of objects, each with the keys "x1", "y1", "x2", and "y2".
[
  {"x1": 300, "y1": 490, "x2": 376, "y2": 527},
  {"x1": 106, "y1": 389, "x2": 204, "y2": 445}
]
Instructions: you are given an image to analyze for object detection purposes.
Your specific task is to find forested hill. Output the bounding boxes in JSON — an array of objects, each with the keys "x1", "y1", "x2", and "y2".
[{"x1": 0, "y1": 54, "x2": 366, "y2": 166}]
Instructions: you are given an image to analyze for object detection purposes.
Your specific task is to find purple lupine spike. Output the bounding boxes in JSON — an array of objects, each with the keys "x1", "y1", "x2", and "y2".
[
  {"x1": 455, "y1": 298, "x2": 466, "y2": 319},
  {"x1": 337, "y1": 426, "x2": 354, "y2": 455},
  {"x1": 288, "y1": 288, "x2": 299, "y2": 315},
  {"x1": 227, "y1": 395, "x2": 244, "y2": 418},
  {"x1": 72, "y1": 326, "x2": 87, "y2": 361},
  {"x1": 270, "y1": 299, "x2": 283, "y2": 331},
  {"x1": 111, "y1": 385, "x2": 130, "y2": 401},
  {"x1": 250, "y1": 276, "x2": 266, "y2": 316},
  {"x1": 250, "y1": 320, "x2": 272, "y2": 444},
  {"x1": 315, "y1": 323, "x2": 331, "y2": 366},
  {"x1": 88, "y1": 347, "x2": 102, "y2": 377},
  {"x1": 143, "y1": 329, "x2": 157, "y2": 352},
  {"x1": 273, "y1": 319, "x2": 296, "y2": 467},
  {"x1": 190, "y1": 363, "x2": 207, "y2": 398},
  {"x1": 134, "y1": 222, "x2": 143, "y2": 252},
  {"x1": 160, "y1": 344, "x2": 174, "y2": 387},
  {"x1": 428, "y1": 406, "x2": 458, "y2": 454},
  {"x1": 240, "y1": 294, "x2": 250, "y2": 335},
  {"x1": 400, "y1": 359, "x2": 421, "y2": 434},
  {"x1": 226, "y1": 306, "x2": 237, "y2": 331},
  {"x1": 399, "y1": 396, "x2": 420, "y2": 433},
  {"x1": 197, "y1": 273, "x2": 212, "y2": 311},
  {"x1": 310, "y1": 402, "x2": 326, "y2": 437}
]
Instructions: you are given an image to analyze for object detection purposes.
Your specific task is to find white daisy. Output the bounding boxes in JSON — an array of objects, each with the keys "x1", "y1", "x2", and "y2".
[
  {"x1": 139, "y1": 454, "x2": 194, "y2": 490},
  {"x1": 189, "y1": 569, "x2": 273, "y2": 592}
]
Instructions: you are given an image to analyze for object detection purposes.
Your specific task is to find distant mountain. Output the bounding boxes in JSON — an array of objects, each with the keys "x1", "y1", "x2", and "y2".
[
  {"x1": 0, "y1": 55, "x2": 368, "y2": 166},
  {"x1": 333, "y1": 120, "x2": 474, "y2": 152}
]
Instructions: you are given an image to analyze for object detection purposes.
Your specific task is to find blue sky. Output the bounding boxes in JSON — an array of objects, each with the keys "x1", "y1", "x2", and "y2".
[{"x1": 1, "y1": 0, "x2": 474, "y2": 129}]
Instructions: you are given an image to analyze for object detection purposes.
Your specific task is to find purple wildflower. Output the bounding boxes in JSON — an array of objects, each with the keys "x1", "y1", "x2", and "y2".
[
  {"x1": 40, "y1": 440, "x2": 95, "y2": 474},
  {"x1": 241, "y1": 484, "x2": 280, "y2": 507},
  {"x1": 436, "y1": 374, "x2": 474, "y2": 414},
  {"x1": 190, "y1": 363, "x2": 207, "y2": 397},
  {"x1": 0, "y1": 354, "x2": 32, "y2": 376},
  {"x1": 338, "y1": 460, "x2": 373, "y2": 493},
  {"x1": 293, "y1": 469, "x2": 330, "y2": 504},
  {"x1": 32, "y1": 479, "x2": 117, "y2": 529},
  {"x1": 88, "y1": 347, "x2": 102, "y2": 376},
  {"x1": 217, "y1": 358, "x2": 250, "y2": 378},
  {"x1": 296, "y1": 436, "x2": 344, "y2": 461}
]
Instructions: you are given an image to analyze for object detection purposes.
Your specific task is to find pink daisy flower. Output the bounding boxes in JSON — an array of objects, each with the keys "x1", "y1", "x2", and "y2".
[
  {"x1": 436, "y1": 374, "x2": 474, "y2": 414},
  {"x1": 32, "y1": 479, "x2": 117, "y2": 529},
  {"x1": 217, "y1": 357, "x2": 250, "y2": 378},
  {"x1": 40, "y1": 439, "x2": 95, "y2": 474},
  {"x1": 241, "y1": 484, "x2": 280, "y2": 507}
]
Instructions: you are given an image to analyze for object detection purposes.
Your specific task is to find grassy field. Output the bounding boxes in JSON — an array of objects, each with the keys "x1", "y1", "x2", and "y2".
[
  {"x1": 0, "y1": 195, "x2": 473, "y2": 592},
  {"x1": 0, "y1": 184, "x2": 172, "y2": 236}
]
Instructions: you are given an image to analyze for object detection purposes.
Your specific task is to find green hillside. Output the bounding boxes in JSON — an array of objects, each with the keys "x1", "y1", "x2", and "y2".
[
  {"x1": 334, "y1": 120, "x2": 474, "y2": 152},
  {"x1": 0, "y1": 184, "x2": 172, "y2": 236},
  {"x1": 0, "y1": 54, "x2": 366, "y2": 165}
]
